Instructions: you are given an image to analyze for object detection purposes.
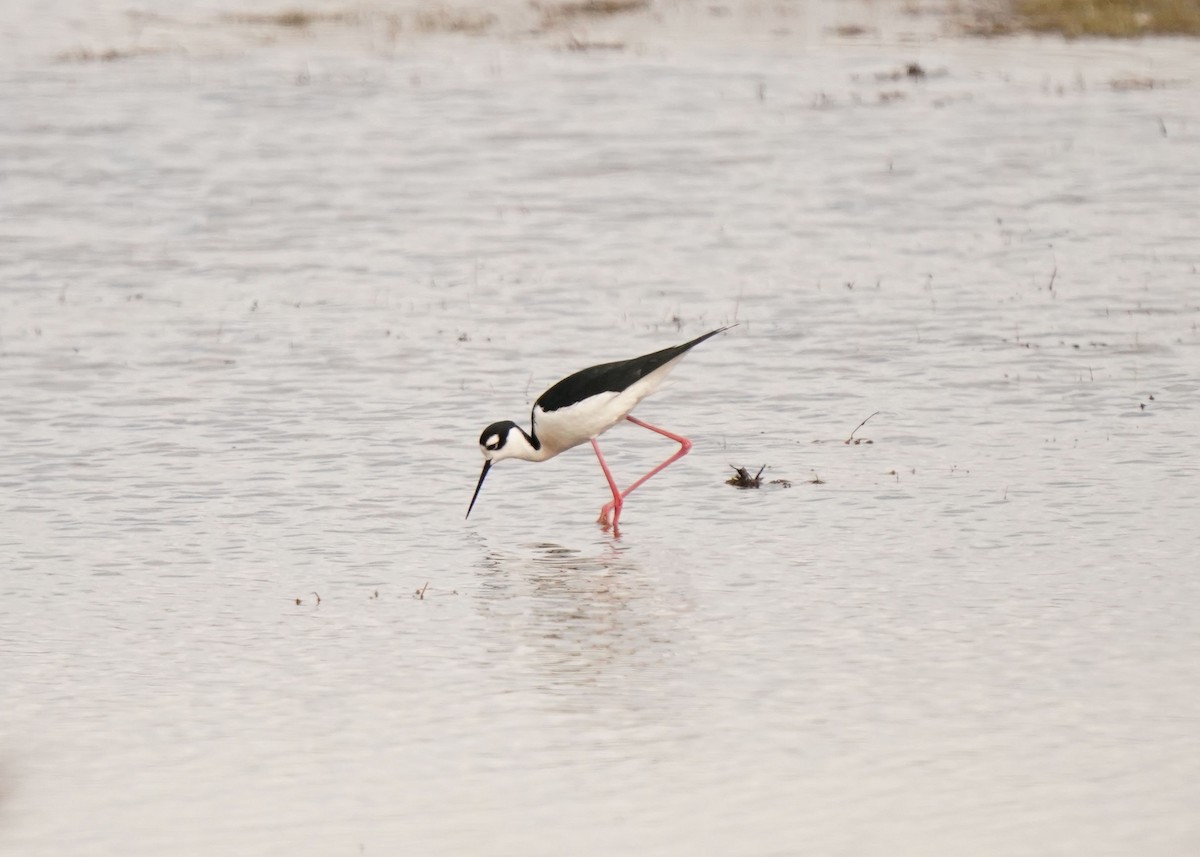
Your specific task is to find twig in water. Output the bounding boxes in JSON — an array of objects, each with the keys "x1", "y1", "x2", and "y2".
[
  {"x1": 415, "y1": 582, "x2": 429, "y2": 600},
  {"x1": 845, "y1": 411, "x2": 880, "y2": 444}
]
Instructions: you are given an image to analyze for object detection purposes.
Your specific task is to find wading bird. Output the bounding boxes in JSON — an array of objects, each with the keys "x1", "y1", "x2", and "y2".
[{"x1": 466, "y1": 326, "x2": 733, "y2": 530}]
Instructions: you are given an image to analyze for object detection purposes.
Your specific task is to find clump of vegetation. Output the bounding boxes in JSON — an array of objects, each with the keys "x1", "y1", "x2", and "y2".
[
  {"x1": 1020, "y1": 0, "x2": 1200, "y2": 36},
  {"x1": 415, "y1": 8, "x2": 497, "y2": 34},
  {"x1": 566, "y1": 35, "x2": 627, "y2": 50},
  {"x1": 727, "y1": 465, "x2": 766, "y2": 489},
  {"x1": 558, "y1": 0, "x2": 648, "y2": 17},
  {"x1": 228, "y1": 9, "x2": 354, "y2": 28},
  {"x1": 968, "y1": 0, "x2": 1200, "y2": 37},
  {"x1": 830, "y1": 23, "x2": 876, "y2": 37},
  {"x1": 726, "y1": 466, "x2": 793, "y2": 489},
  {"x1": 55, "y1": 47, "x2": 164, "y2": 62},
  {"x1": 540, "y1": 0, "x2": 649, "y2": 25}
]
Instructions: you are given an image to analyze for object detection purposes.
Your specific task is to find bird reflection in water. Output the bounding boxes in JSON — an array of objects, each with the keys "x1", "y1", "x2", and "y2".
[{"x1": 474, "y1": 541, "x2": 687, "y2": 702}]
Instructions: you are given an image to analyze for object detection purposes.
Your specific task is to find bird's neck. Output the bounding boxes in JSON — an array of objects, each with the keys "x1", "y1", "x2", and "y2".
[{"x1": 507, "y1": 425, "x2": 554, "y2": 462}]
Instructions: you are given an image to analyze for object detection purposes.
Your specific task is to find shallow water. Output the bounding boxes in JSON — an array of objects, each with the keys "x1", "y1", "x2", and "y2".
[{"x1": 2, "y1": 2, "x2": 1199, "y2": 855}]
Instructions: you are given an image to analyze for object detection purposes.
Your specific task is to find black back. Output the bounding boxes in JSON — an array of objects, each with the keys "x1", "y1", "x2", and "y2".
[{"x1": 534, "y1": 326, "x2": 731, "y2": 414}]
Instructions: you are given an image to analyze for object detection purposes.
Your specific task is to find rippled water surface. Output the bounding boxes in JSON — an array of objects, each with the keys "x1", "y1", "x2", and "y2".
[{"x1": 2, "y1": 3, "x2": 1199, "y2": 855}]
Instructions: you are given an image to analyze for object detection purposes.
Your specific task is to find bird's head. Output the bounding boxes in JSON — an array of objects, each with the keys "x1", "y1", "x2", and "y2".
[
  {"x1": 478, "y1": 420, "x2": 521, "y2": 463},
  {"x1": 466, "y1": 420, "x2": 521, "y2": 519}
]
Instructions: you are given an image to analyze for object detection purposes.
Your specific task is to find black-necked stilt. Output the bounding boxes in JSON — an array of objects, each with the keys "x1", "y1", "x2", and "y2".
[{"x1": 466, "y1": 326, "x2": 733, "y2": 530}]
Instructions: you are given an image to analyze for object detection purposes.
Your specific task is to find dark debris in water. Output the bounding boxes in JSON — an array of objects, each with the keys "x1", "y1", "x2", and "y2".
[
  {"x1": 727, "y1": 465, "x2": 792, "y2": 489},
  {"x1": 1110, "y1": 77, "x2": 1184, "y2": 91},
  {"x1": 411, "y1": 582, "x2": 458, "y2": 599},
  {"x1": 811, "y1": 411, "x2": 879, "y2": 445},
  {"x1": 56, "y1": 47, "x2": 167, "y2": 63},
  {"x1": 863, "y1": 62, "x2": 947, "y2": 82},
  {"x1": 227, "y1": 10, "x2": 355, "y2": 28},
  {"x1": 727, "y1": 465, "x2": 765, "y2": 488},
  {"x1": 829, "y1": 23, "x2": 875, "y2": 37},
  {"x1": 546, "y1": 0, "x2": 649, "y2": 21}
]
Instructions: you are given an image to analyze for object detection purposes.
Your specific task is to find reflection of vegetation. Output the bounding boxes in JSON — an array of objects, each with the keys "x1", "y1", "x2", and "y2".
[
  {"x1": 228, "y1": 10, "x2": 354, "y2": 28},
  {"x1": 415, "y1": 8, "x2": 497, "y2": 34},
  {"x1": 970, "y1": 0, "x2": 1200, "y2": 37},
  {"x1": 56, "y1": 47, "x2": 164, "y2": 62},
  {"x1": 541, "y1": 0, "x2": 649, "y2": 24},
  {"x1": 558, "y1": 0, "x2": 649, "y2": 16}
]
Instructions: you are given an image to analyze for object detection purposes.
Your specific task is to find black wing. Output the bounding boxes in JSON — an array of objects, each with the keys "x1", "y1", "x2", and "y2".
[{"x1": 534, "y1": 326, "x2": 731, "y2": 414}]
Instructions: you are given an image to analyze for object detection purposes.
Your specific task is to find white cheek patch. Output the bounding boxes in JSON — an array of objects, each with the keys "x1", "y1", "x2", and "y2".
[{"x1": 484, "y1": 435, "x2": 500, "y2": 449}]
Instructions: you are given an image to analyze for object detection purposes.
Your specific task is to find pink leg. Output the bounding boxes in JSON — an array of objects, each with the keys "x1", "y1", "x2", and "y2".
[
  {"x1": 591, "y1": 438, "x2": 623, "y2": 530},
  {"x1": 598, "y1": 416, "x2": 693, "y2": 525}
]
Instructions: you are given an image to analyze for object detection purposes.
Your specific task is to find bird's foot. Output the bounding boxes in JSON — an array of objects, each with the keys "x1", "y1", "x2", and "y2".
[{"x1": 598, "y1": 501, "x2": 621, "y2": 528}]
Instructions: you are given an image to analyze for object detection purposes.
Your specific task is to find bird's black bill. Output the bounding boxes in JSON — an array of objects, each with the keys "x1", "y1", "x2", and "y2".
[{"x1": 466, "y1": 460, "x2": 491, "y2": 519}]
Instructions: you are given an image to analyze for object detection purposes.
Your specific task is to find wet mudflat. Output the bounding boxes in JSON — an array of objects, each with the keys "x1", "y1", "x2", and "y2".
[{"x1": 2, "y1": 2, "x2": 1199, "y2": 855}]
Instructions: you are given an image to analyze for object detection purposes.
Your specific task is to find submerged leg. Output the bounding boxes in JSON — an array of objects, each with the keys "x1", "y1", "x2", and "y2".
[
  {"x1": 597, "y1": 415, "x2": 693, "y2": 524},
  {"x1": 591, "y1": 438, "x2": 623, "y2": 529}
]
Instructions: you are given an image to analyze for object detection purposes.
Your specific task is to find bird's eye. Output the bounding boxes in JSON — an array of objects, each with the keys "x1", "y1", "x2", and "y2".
[{"x1": 484, "y1": 435, "x2": 500, "y2": 450}]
